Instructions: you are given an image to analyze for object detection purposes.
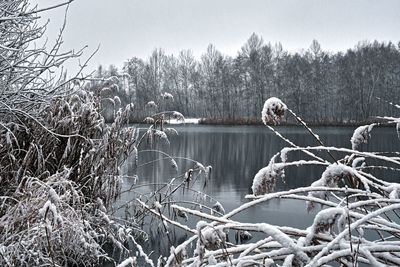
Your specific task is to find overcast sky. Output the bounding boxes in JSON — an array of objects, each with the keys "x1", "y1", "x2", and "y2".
[{"x1": 31, "y1": 0, "x2": 400, "y2": 74}]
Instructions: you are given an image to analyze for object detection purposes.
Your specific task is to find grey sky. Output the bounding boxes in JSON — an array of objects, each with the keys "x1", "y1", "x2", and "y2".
[{"x1": 32, "y1": 0, "x2": 400, "y2": 74}]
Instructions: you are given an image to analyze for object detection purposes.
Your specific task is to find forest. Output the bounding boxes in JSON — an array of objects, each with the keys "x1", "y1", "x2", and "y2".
[{"x1": 90, "y1": 34, "x2": 400, "y2": 124}]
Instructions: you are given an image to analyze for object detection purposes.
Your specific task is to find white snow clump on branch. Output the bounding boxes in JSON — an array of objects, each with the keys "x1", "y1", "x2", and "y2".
[
  {"x1": 307, "y1": 164, "x2": 351, "y2": 211},
  {"x1": 146, "y1": 101, "x2": 157, "y2": 108},
  {"x1": 261, "y1": 97, "x2": 287, "y2": 125},
  {"x1": 251, "y1": 163, "x2": 284, "y2": 196},
  {"x1": 161, "y1": 92, "x2": 174, "y2": 100},
  {"x1": 172, "y1": 111, "x2": 185, "y2": 122},
  {"x1": 350, "y1": 124, "x2": 375, "y2": 150}
]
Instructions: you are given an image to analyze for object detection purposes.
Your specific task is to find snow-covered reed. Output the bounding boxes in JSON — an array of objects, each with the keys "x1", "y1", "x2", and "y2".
[{"x1": 142, "y1": 97, "x2": 400, "y2": 266}]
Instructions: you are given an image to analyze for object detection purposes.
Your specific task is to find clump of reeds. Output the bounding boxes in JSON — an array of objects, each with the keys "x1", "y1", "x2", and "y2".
[{"x1": 143, "y1": 97, "x2": 400, "y2": 267}]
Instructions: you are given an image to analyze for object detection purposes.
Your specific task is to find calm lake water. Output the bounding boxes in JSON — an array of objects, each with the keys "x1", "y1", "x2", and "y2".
[{"x1": 119, "y1": 124, "x2": 400, "y2": 263}]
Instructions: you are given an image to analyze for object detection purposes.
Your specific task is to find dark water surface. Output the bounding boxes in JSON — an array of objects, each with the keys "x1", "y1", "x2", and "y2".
[{"x1": 119, "y1": 124, "x2": 400, "y2": 263}]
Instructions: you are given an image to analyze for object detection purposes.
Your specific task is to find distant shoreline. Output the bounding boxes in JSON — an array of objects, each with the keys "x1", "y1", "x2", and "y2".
[
  {"x1": 127, "y1": 117, "x2": 392, "y2": 127},
  {"x1": 197, "y1": 118, "x2": 387, "y2": 127}
]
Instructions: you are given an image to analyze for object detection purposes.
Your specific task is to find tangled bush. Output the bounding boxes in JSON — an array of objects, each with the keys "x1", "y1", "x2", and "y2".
[
  {"x1": 0, "y1": 84, "x2": 144, "y2": 265},
  {"x1": 0, "y1": 1, "x2": 150, "y2": 265}
]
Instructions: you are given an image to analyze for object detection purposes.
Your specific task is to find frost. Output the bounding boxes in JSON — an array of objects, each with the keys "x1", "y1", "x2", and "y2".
[
  {"x1": 49, "y1": 188, "x2": 60, "y2": 203},
  {"x1": 39, "y1": 200, "x2": 58, "y2": 223},
  {"x1": 5, "y1": 131, "x2": 11, "y2": 146},
  {"x1": 350, "y1": 124, "x2": 375, "y2": 150},
  {"x1": 62, "y1": 101, "x2": 72, "y2": 115},
  {"x1": 261, "y1": 97, "x2": 287, "y2": 125},
  {"x1": 62, "y1": 137, "x2": 71, "y2": 159}
]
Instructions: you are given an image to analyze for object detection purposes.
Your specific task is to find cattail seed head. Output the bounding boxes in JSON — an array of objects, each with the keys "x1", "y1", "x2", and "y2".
[{"x1": 261, "y1": 97, "x2": 287, "y2": 125}]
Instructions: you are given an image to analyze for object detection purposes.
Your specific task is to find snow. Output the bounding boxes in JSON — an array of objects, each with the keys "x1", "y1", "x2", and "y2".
[
  {"x1": 387, "y1": 184, "x2": 400, "y2": 199},
  {"x1": 172, "y1": 111, "x2": 185, "y2": 121},
  {"x1": 117, "y1": 256, "x2": 136, "y2": 267},
  {"x1": 239, "y1": 230, "x2": 253, "y2": 242},
  {"x1": 143, "y1": 117, "x2": 155, "y2": 124},
  {"x1": 154, "y1": 201, "x2": 162, "y2": 209},
  {"x1": 161, "y1": 92, "x2": 173, "y2": 100},
  {"x1": 5, "y1": 131, "x2": 11, "y2": 146},
  {"x1": 212, "y1": 201, "x2": 225, "y2": 215},
  {"x1": 305, "y1": 207, "x2": 344, "y2": 244},
  {"x1": 251, "y1": 164, "x2": 284, "y2": 196},
  {"x1": 351, "y1": 156, "x2": 365, "y2": 168},
  {"x1": 49, "y1": 188, "x2": 60, "y2": 203},
  {"x1": 146, "y1": 101, "x2": 157, "y2": 108},
  {"x1": 165, "y1": 118, "x2": 200, "y2": 124},
  {"x1": 39, "y1": 200, "x2": 59, "y2": 223},
  {"x1": 306, "y1": 164, "x2": 350, "y2": 211},
  {"x1": 170, "y1": 158, "x2": 178, "y2": 170},
  {"x1": 195, "y1": 162, "x2": 206, "y2": 173},
  {"x1": 154, "y1": 130, "x2": 170, "y2": 144},
  {"x1": 350, "y1": 124, "x2": 375, "y2": 150},
  {"x1": 261, "y1": 97, "x2": 287, "y2": 125},
  {"x1": 164, "y1": 128, "x2": 178, "y2": 135},
  {"x1": 113, "y1": 96, "x2": 121, "y2": 106},
  {"x1": 208, "y1": 254, "x2": 217, "y2": 265},
  {"x1": 201, "y1": 227, "x2": 226, "y2": 250},
  {"x1": 397, "y1": 121, "x2": 400, "y2": 139}
]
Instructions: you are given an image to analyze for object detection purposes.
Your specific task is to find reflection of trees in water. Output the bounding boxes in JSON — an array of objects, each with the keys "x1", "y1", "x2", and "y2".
[{"x1": 125, "y1": 126, "x2": 399, "y2": 194}]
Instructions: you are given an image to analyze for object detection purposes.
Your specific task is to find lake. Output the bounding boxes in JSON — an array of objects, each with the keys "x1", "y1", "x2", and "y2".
[{"x1": 118, "y1": 124, "x2": 400, "y2": 263}]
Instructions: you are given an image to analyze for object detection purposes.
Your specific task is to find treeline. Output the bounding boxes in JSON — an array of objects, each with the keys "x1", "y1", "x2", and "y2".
[{"x1": 87, "y1": 34, "x2": 400, "y2": 123}]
